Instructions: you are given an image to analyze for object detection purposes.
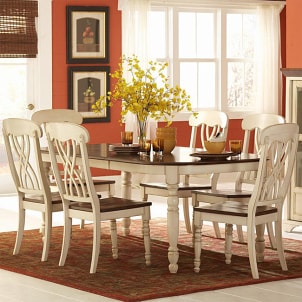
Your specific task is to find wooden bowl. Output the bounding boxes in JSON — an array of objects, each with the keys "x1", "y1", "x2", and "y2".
[{"x1": 204, "y1": 140, "x2": 226, "y2": 154}]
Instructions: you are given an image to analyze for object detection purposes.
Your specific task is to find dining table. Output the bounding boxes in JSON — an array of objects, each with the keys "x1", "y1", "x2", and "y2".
[{"x1": 42, "y1": 144, "x2": 259, "y2": 274}]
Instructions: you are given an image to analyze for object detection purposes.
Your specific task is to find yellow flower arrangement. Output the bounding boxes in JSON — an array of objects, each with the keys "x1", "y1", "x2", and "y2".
[{"x1": 91, "y1": 55, "x2": 193, "y2": 127}]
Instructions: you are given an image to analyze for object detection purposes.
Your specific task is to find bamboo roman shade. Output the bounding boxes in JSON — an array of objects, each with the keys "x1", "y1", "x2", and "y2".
[{"x1": 0, "y1": 0, "x2": 38, "y2": 58}]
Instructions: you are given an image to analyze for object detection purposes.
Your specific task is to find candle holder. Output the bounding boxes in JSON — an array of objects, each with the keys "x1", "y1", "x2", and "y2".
[{"x1": 121, "y1": 131, "x2": 133, "y2": 146}]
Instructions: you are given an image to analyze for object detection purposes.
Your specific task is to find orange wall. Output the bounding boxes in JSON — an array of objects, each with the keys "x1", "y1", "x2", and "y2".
[
  {"x1": 52, "y1": 0, "x2": 122, "y2": 175},
  {"x1": 52, "y1": 0, "x2": 122, "y2": 145},
  {"x1": 286, "y1": 0, "x2": 302, "y2": 67},
  {"x1": 52, "y1": 1, "x2": 288, "y2": 153}
]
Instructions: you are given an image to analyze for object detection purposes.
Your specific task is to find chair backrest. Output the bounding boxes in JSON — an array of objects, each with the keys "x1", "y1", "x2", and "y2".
[
  {"x1": 32, "y1": 109, "x2": 84, "y2": 180},
  {"x1": 188, "y1": 110, "x2": 229, "y2": 148},
  {"x1": 236, "y1": 113, "x2": 285, "y2": 189},
  {"x1": 2, "y1": 118, "x2": 51, "y2": 198},
  {"x1": 45, "y1": 122, "x2": 99, "y2": 211},
  {"x1": 248, "y1": 123, "x2": 298, "y2": 216},
  {"x1": 241, "y1": 113, "x2": 285, "y2": 154},
  {"x1": 32, "y1": 109, "x2": 83, "y2": 127}
]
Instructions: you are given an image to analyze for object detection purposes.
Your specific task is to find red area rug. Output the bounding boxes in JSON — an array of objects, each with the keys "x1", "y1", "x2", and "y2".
[{"x1": 0, "y1": 218, "x2": 301, "y2": 301}]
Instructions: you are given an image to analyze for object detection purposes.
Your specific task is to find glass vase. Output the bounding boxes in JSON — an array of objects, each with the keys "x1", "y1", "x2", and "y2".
[{"x1": 137, "y1": 119, "x2": 150, "y2": 154}]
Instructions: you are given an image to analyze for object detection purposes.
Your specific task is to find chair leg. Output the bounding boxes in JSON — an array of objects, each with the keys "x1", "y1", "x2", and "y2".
[
  {"x1": 90, "y1": 219, "x2": 101, "y2": 274},
  {"x1": 110, "y1": 219, "x2": 118, "y2": 259},
  {"x1": 274, "y1": 219, "x2": 288, "y2": 271},
  {"x1": 13, "y1": 208, "x2": 25, "y2": 256},
  {"x1": 183, "y1": 198, "x2": 192, "y2": 233},
  {"x1": 40, "y1": 212, "x2": 45, "y2": 234},
  {"x1": 41, "y1": 211, "x2": 52, "y2": 262},
  {"x1": 266, "y1": 222, "x2": 276, "y2": 249},
  {"x1": 225, "y1": 224, "x2": 233, "y2": 264},
  {"x1": 142, "y1": 207, "x2": 151, "y2": 266},
  {"x1": 213, "y1": 222, "x2": 222, "y2": 238},
  {"x1": 79, "y1": 219, "x2": 85, "y2": 229},
  {"x1": 140, "y1": 186, "x2": 148, "y2": 201},
  {"x1": 59, "y1": 217, "x2": 72, "y2": 267},
  {"x1": 247, "y1": 224, "x2": 259, "y2": 279},
  {"x1": 193, "y1": 211, "x2": 202, "y2": 273},
  {"x1": 236, "y1": 225, "x2": 245, "y2": 243}
]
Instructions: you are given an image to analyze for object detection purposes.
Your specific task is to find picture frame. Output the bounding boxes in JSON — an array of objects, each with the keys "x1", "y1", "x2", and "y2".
[
  {"x1": 68, "y1": 66, "x2": 110, "y2": 123},
  {"x1": 66, "y1": 6, "x2": 109, "y2": 64}
]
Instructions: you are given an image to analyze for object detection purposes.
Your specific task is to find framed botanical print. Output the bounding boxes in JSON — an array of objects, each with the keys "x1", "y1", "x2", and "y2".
[
  {"x1": 68, "y1": 66, "x2": 110, "y2": 123},
  {"x1": 66, "y1": 6, "x2": 109, "y2": 63}
]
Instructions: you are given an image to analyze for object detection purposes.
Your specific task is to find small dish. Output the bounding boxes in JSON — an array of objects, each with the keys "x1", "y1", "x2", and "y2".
[
  {"x1": 190, "y1": 151, "x2": 235, "y2": 160},
  {"x1": 109, "y1": 144, "x2": 140, "y2": 153}
]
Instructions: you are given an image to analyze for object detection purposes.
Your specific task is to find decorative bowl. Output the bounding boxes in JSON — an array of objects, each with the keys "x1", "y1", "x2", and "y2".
[{"x1": 204, "y1": 140, "x2": 226, "y2": 154}]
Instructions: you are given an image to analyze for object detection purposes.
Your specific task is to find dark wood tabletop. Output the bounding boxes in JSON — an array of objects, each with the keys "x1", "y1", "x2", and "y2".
[{"x1": 86, "y1": 144, "x2": 259, "y2": 166}]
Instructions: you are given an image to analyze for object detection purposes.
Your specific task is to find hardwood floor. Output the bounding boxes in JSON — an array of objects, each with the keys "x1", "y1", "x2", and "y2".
[{"x1": 1, "y1": 174, "x2": 302, "y2": 302}]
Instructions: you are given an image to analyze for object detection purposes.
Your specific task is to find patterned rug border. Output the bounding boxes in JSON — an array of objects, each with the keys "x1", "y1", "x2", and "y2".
[{"x1": 0, "y1": 219, "x2": 302, "y2": 302}]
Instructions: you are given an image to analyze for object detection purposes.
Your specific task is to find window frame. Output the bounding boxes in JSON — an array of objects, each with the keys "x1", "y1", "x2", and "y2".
[{"x1": 149, "y1": 4, "x2": 266, "y2": 120}]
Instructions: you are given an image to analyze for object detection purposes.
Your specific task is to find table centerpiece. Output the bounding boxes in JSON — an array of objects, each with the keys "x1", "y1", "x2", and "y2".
[{"x1": 92, "y1": 55, "x2": 194, "y2": 152}]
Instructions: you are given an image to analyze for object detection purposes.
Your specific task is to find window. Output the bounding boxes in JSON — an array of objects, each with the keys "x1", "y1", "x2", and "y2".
[
  {"x1": 0, "y1": 0, "x2": 52, "y2": 194},
  {"x1": 148, "y1": 6, "x2": 258, "y2": 117},
  {"x1": 0, "y1": 58, "x2": 29, "y2": 120},
  {"x1": 226, "y1": 13, "x2": 256, "y2": 111}
]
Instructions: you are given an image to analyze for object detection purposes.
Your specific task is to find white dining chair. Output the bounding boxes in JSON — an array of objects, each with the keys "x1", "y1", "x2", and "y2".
[
  {"x1": 193, "y1": 123, "x2": 299, "y2": 279},
  {"x1": 192, "y1": 113, "x2": 285, "y2": 247},
  {"x1": 2, "y1": 118, "x2": 63, "y2": 261},
  {"x1": 140, "y1": 110, "x2": 229, "y2": 234},
  {"x1": 45, "y1": 121, "x2": 152, "y2": 273},
  {"x1": 32, "y1": 109, "x2": 116, "y2": 228}
]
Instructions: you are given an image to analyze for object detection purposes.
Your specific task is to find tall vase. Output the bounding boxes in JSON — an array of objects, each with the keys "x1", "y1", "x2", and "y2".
[{"x1": 137, "y1": 118, "x2": 148, "y2": 151}]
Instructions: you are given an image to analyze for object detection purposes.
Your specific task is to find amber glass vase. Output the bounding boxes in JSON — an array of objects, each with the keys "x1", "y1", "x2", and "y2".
[{"x1": 156, "y1": 127, "x2": 177, "y2": 154}]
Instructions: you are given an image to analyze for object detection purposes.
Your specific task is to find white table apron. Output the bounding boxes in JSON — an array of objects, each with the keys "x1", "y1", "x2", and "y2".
[{"x1": 42, "y1": 146, "x2": 259, "y2": 274}]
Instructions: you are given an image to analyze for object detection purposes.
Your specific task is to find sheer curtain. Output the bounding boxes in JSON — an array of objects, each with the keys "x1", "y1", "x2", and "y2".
[
  {"x1": 255, "y1": 4, "x2": 284, "y2": 115},
  {"x1": 118, "y1": 0, "x2": 158, "y2": 186},
  {"x1": 118, "y1": 0, "x2": 150, "y2": 60},
  {"x1": 118, "y1": 0, "x2": 157, "y2": 143}
]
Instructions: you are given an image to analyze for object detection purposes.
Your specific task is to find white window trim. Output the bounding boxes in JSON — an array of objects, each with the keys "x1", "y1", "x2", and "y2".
[{"x1": 34, "y1": 0, "x2": 52, "y2": 111}]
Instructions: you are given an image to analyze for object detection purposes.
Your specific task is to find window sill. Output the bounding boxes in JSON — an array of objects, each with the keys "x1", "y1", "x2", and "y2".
[{"x1": 170, "y1": 110, "x2": 259, "y2": 122}]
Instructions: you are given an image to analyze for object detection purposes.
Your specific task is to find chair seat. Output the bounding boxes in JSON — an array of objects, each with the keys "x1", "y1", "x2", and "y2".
[
  {"x1": 70, "y1": 197, "x2": 152, "y2": 212},
  {"x1": 50, "y1": 178, "x2": 115, "y2": 190},
  {"x1": 57, "y1": 178, "x2": 115, "y2": 187},
  {"x1": 193, "y1": 188, "x2": 251, "y2": 198},
  {"x1": 92, "y1": 179, "x2": 115, "y2": 186},
  {"x1": 24, "y1": 192, "x2": 62, "y2": 205},
  {"x1": 195, "y1": 201, "x2": 277, "y2": 217},
  {"x1": 140, "y1": 182, "x2": 211, "y2": 191}
]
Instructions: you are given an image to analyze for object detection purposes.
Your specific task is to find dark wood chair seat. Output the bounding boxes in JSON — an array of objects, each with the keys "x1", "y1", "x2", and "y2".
[
  {"x1": 140, "y1": 182, "x2": 211, "y2": 191},
  {"x1": 193, "y1": 189, "x2": 251, "y2": 199},
  {"x1": 24, "y1": 192, "x2": 62, "y2": 205},
  {"x1": 70, "y1": 197, "x2": 152, "y2": 212},
  {"x1": 195, "y1": 201, "x2": 277, "y2": 217}
]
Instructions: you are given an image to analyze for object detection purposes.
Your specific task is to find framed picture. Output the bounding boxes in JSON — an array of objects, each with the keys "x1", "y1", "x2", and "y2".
[
  {"x1": 66, "y1": 6, "x2": 109, "y2": 64},
  {"x1": 68, "y1": 66, "x2": 110, "y2": 123}
]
